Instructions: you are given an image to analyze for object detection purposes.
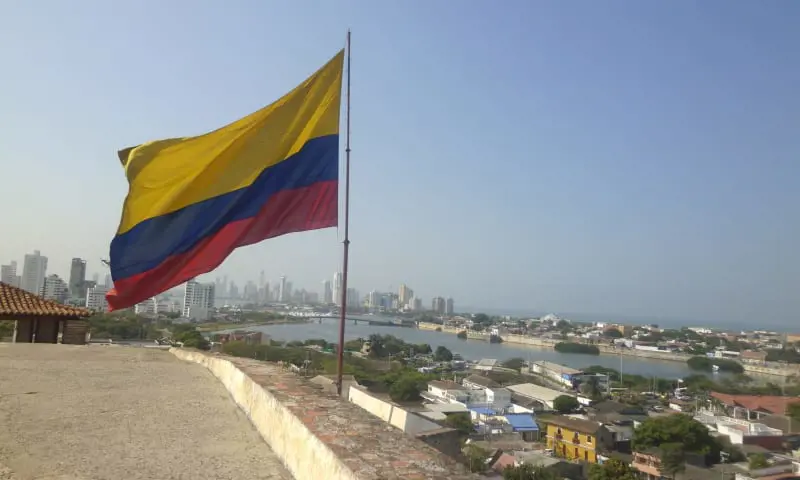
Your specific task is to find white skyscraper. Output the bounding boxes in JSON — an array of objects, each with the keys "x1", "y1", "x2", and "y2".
[
  {"x1": 278, "y1": 275, "x2": 287, "y2": 302},
  {"x1": 183, "y1": 278, "x2": 215, "y2": 319},
  {"x1": 21, "y1": 250, "x2": 48, "y2": 295},
  {"x1": 1, "y1": 261, "x2": 20, "y2": 287},
  {"x1": 332, "y1": 272, "x2": 343, "y2": 306}
]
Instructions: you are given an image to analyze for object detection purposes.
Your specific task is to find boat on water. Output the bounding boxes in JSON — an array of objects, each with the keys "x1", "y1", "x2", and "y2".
[{"x1": 712, "y1": 364, "x2": 720, "y2": 373}]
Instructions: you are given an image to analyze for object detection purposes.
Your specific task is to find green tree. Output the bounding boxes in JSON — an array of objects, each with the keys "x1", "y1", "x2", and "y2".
[
  {"x1": 503, "y1": 463, "x2": 558, "y2": 480},
  {"x1": 433, "y1": 345, "x2": 453, "y2": 362},
  {"x1": 602, "y1": 328, "x2": 623, "y2": 339},
  {"x1": 588, "y1": 458, "x2": 638, "y2": 480},
  {"x1": 473, "y1": 313, "x2": 491, "y2": 324},
  {"x1": 501, "y1": 357, "x2": 526, "y2": 370},
  {"x1": 748, "y1": 453, "x2": 768, "y2": 470},
  {"x1": 553, "y1": 395, "x2": 580, "y2": 414},
  {"x1": 464, "y1": 444, "x2": 489, "y2": 473},
  {"x1": 581, "y1": 376, "x2": 603, "y2": 400},
  {"x1": 788, "y1": 402, "x2": 800, "y2": 421},
  {"x1": 367, "y1": 334, "x2": 385, "y2": 357},
  {"x1": 388, "y1": 374, "x2": 424, "y2": 402},
  {"x1": 456, "y1": 331, "x2": 468, "y2": 340},
  {"x1": 659, "y1": 443, "x2": 686, "y2": 480},
  {"x1": 633, "y1": 415, "x2": 720, "y2": 460},
  {"x1": 443, "y1": 412, "x2": 474, "y2": 435},
  {"x1": 174, "y1": 327, "x2": 210, "y2": 350}
]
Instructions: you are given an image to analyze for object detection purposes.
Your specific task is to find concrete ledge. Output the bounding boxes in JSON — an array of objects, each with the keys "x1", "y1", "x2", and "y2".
[{"x1": 171, "y1": 348, "x2": 474, "y2": 480}]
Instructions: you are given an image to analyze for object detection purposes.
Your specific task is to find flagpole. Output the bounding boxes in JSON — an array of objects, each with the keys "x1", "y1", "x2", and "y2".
[{"x1": 336, "y1": 30, "x2": 352, "y2": 396}]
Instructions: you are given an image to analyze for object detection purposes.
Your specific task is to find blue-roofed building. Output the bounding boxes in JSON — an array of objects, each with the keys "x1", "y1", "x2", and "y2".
[{"x1": 505, "y1": 413, "x2": 540, "y2": 441}]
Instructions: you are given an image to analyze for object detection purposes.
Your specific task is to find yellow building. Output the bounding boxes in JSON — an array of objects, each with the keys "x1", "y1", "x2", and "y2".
[{"x1": 539, "y1": 415, "x2": 609, "y2": 464}]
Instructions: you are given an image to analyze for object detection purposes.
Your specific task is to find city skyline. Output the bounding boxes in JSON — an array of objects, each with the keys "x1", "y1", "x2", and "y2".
[{"x1": 1, "y1": 2, "x2": 798, "y2": 327}]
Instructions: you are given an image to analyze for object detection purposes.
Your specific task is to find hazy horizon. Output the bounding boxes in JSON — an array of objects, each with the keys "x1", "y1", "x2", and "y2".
[{"x1": 1, "y1": 1, "x2": 797, "y2": 328}]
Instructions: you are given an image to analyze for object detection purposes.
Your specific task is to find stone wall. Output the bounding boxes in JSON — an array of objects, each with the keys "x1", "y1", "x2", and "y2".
[{"x1": 171, "y1": 348, "x2": 475, "y2": 480}]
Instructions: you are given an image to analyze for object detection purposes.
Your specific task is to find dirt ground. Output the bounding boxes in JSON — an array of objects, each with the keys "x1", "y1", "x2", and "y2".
[{"x1": 0, "y1": 344, "x2": 292, "y2": 480}]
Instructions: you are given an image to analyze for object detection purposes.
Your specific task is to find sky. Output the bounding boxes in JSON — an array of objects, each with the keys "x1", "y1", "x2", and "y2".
[{"x1": 1, "y1": 1, "x2": 798, "y2": 328}]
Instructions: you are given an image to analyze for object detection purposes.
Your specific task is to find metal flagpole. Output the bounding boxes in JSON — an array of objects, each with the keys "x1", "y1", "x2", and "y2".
[{"x1": 336, "y1": 30, "x2": 352, "y2": 396}]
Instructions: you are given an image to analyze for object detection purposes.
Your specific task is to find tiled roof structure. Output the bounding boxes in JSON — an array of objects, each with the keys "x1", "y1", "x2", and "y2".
[
  {"x1": 0, "y1": 282, "x2": 91, "y2": 318},
  {"x1": 710, "y1": 391, "x2": 800, "y2": 415}
]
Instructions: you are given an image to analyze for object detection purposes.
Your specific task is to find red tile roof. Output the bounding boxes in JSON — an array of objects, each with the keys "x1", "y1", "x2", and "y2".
[
  {"x1": 0, "y1": 282, "x2": 91, "y2": 318},
  {"x1": 710, "y1": 391, "x2": 800, "y2": 415}
]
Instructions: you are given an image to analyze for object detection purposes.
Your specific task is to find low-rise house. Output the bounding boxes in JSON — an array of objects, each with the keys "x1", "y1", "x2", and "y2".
[
  {"x1": 741, "y1": 350, "x2": 768, "y2": 365},
  {"x1": 462, "y1": 374, "x2": 500, "y2": 390},
  {"x1": 538, "y1": 414, "x2": 611, "y2": 463},
  {"x1": 423, "y1": 380, "x2": 470, "y2": 404},
  {"x1": 694, "y1": 410, "x2": 786, "y2": 450},
  {"x1": 631, "y1": 449, "x2": 713, "y2": 480},
  {"x1": 530, "y1": 361, "x2": 583, "y2": 387},
  {"x1": 507, "y1": 383, "x2": 569, "y2": 411},
  {"x1": 710, "y1": 392, "x2": 800, "y2": 420}
]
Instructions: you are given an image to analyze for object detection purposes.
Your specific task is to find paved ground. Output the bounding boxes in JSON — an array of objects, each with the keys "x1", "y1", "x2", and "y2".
[{"x1": 0, "y1": 344, "x2": 292, "y2": 480}]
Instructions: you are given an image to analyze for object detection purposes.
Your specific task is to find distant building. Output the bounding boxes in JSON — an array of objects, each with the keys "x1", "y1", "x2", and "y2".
[
  {"x1": 1, "y1": 261, "x2": 20, "y2": 287},
  {"x1": 332, "y1": 272, "x2": 342, "y2": 306},
  {"x1": 346, "y1": 288, "x2": 359, "y2": 307},
  {"x1": 431, "y1": 296, "x2": 445, "y2": 314},
  {"x1": 183, "y1": 279, "x2": 215, "y2": 319},
  {"x1": 21, "y1": 250, "x2": 47, "y2": 295},
  {"x1": 445, "y1": 298, "x2": 454, "y2": 316},
  {"x1": 322, "y1": 280, "x2": 332, "y2": 304},
  {"x1": 85, "y1": 285, "x2": 109, "y2": 311},
  {"x1": 278, "y1": 275, "x2": 287, "y2": 302},
  {"x1": 398, "y1": 284, "x2": 413, "y2": 307},
  {"x1": 41, "y1": 274, "x2": 68, "y2": 303},
  {"x1": 413, "y1": 297, "x2": 422, "y2": 311},
  {"x1": 68, "y1": 258, "x2": 87, "y2": 299}
]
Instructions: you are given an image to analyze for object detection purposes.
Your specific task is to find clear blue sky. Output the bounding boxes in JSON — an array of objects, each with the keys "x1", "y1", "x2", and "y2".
[{"x1": 1, "y1": 1, "x2": 798, "y2": 328}]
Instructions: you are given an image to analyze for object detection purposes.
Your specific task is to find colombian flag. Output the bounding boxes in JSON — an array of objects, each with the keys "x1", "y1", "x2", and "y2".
[{"x1": 106, "y1": 50, "x2": 344, "y2": 311}]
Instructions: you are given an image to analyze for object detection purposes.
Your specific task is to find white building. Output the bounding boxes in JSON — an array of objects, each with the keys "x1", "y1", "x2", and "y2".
[
  {"x1": 278, "y1": 275, "x2": 287, "y2": 302},
  {"x1": 346, "y1": 288, "x2": 359, "y2": 307},
  {"x1": 422, "y1": 380, "x2": 471, "y2": 404},
  {"x1": 135, "y1": 297, "x2": 170, "y2": 316},
  {"x1": 21, "y1": 250, "x2": 47, "y2": 295},
  {"x1": 530, "y1": 361, "x2": 583, "y2": 387},
  {"x1": 693, "y1": 410, "x2": 783, "y2": 445},
  {"x1": 1, "y1": 261, "x2": 20, "y2": 287},
  {"x1": 506, "y1": 383, "x2": 569, "y2": 411},
  {"x1": 86, "y1": 285, "x2": 109, "y2": 312},
  {"x1": 332, "y1": 272, "x2": 343, "y2": 306},
  {"x1": 41, "y1": 274, "x2": 68, "y2": 302},
  {"x1": 183, "y1": 279, "x2": 215, "y2": 318},
  {"x1": 445, "y1": 297, "x2": 454, "y2": 315}
]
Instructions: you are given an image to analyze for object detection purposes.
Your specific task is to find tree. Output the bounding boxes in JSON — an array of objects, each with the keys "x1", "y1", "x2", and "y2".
[
  {"x1": 456, "y1": 331, "x2": 468, "y2": 340},
  {"x1": 633, "y1": 414, "x2": 720, "y2": 460},
  {"x1": 788, "y1": 402, "x2": 800, "y2": 421},
  {"x1": 748, "y1": 453, "x2": 768, "y2": 470},
  {"x1": 501, "y1": 357, "x2": 526, "y2": 370},
  {"x1": 388, "y1": 374, "x2": 424, "y2": 402},
  {"x1": 444, "y1": 412, "x2": 474, "y2": 435},
  {"x1": 659, "y1": 443, "x2": 686, "y2": 480},
  {"x1": 553, "y1": 395, "x2": 579, "y2": 414},
  {"x1": 602, "y1": 328, "x2": 623, "y2": 339},
  {"x1": 503, "y1": 463, "x2": 558, "y2": 480},
  {"x1": 473, "y1": 313, "x2": 491, "y2": 324},
  {"x1": 433, "y1": 345, "x2": 453, "y2": 362},
  {"x1": 580, "y1": 376, "x2": 603, "y2": 400},
  {"x1": 464, "y1": 444, "x2": 489, "y2": 473},
  {"x1": 588, "y1": 458, "x2": 638, "y2": 480}
]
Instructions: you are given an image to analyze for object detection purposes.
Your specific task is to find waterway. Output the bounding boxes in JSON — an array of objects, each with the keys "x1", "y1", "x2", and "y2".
[{"x1": 239, "y1": 318, "x2": 714, "y2": 380}]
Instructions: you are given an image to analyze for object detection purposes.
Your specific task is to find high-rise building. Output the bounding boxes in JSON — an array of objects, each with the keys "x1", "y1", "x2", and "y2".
[
  {"x1": 68, "y1": 258, "x2": 87, "y2": 299},
  {"x1": 1, "y1": 261, "x2": 20, "y2": 287},
  {"x1": 322, "y1": 280, "x2": 332, "y2": 304},
  {"x1": 183, "y1": 278, "x2": 215, "y2": 319},
  {"x1": 432, "y1": 296, "x2": 446, "y2": 314},
  {"x1": 41, "y1": 274, "x2": 69, "y2": 303},
  {"x1": 398, "y1": 284, "x2": 414, "y2": 307},
  {"x1": 21, "y1": 250, "x2": 47, "y2": 295},
  {"x1": 86, "y1": 285, "x2": 109, "y2": 311},
  {"x1": 367, "y1": 290, "x2": 381, "y2": 310},
  {"x1": 346, "y1": 288, "x2": 359, "y2": 309},
  {"x1": 445, "y1": 297, "x2": 455, "y2": 316},
  {"x1": 332, "y1": 272, "x2": 343, "y2": 306},
  {"x1": 413, "y1": 297, "x2": 422, "y2": 311},
  {"x1": 278, "y1": 275, "x2": 287, "y2": 302},
  {"x1": 103, "y1": 273, "x2": 113, "y2": 289}
]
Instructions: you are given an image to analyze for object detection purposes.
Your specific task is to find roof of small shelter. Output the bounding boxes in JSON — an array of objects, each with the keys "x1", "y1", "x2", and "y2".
[{"x1": 0, "y1": 282, "x2": 91, "y2": 318}]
